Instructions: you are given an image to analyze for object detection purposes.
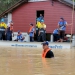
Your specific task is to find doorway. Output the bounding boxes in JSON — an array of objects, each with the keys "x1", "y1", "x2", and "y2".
[
  {"x1": 34, "y1": 10, "x2": 44, "y2": 41},
  {"x1": 36, "y1": 10, "x2": 44, "y2": 19}
]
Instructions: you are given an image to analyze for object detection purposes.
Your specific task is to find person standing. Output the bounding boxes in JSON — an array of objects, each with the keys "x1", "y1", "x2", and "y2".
[
  {"x1": 38, "y1": 27, "x2": 45, "y2": 42},
  {"x1": 29, "y1": 23, "x2": 35, "y2": 42},
  {"x1": 35, "y1": 25, "x2": 39, "y2": 41},
  {"x1": 36, "y1": 14, "x2": 44, "y2": 22},
  {"x1": 41, "y1": 20, "x2": 46, "y2": 41},
  {"x1": 0, "y1": 18, "x2": 7, "y2": 40},
  {"x1": 39, "y1": 14, "x2": 44, "y2": 22},
  {"x1": 6, "y1": 21, "x2": 14, "y2": 41},
  {"x1": 38, "y1": 20, "x2": 46, "y2": 42},
  {"x1": 58, "y1": 17, "x2": 67, "y2": 42},
  {"x1": 35, "y1": 21, "x2": 41, "y2": 41},
  {"x1": 42, "y1": 41, "x2": 54, "y2": 58}
]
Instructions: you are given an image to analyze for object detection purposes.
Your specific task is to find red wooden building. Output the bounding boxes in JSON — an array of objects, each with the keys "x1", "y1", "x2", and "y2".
[{"x1": 0, "y1": 0, "x2": 75, "y2": 40}]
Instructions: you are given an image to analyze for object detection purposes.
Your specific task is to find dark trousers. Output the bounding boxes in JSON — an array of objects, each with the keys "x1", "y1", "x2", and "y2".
[
  {"x1": 30, "y1": 36, "x2": 34, "y2": 42},
  {"x1": 38, "y1": 33, "x2": 45, "y2": 42},
  {"x1": 59, "y1": 30, "x2": 65, "y2": 39},
  {"x1": 0, "y1": 31, "x2": 6, "y2": 40},
  {"x1": 6, "y1": 33, "x2": 12, "y2": 41},
  {"x1": 35, "y1": 30, "x2": 39, "y2": 41},
  {"x1": 53, "y1": 34, "x2": 60, "y2": 42},
  {"x1": 44, "y1": 30, "x2": 46, "y2": 41}
]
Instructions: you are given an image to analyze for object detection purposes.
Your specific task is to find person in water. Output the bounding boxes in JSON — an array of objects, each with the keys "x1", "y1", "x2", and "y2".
[{"x1": 42, "y1": 41, "x2": 54, "y2": 58}]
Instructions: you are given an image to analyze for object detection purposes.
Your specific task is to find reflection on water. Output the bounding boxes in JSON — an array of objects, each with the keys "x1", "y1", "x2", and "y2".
[{"x1": 0, "y1": 47, "x2": 75, "y2": 75}]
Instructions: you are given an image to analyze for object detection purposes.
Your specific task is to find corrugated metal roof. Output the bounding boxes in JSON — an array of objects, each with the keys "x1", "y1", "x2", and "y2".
[
  {"x1": 58, "y1": 0, "x2": 75, "y2": 8},
  {"x1": 64, "y1": 0, "x2": 75, "y2": 5}
]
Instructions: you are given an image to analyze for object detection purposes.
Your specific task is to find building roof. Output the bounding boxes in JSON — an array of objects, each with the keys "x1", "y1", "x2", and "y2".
[
  {"x1": 0, "y1": 0, "x2": 75, "y2": 18},
  {"x1": 58, "y1": 0, "x2": 75, "y2": 8}
]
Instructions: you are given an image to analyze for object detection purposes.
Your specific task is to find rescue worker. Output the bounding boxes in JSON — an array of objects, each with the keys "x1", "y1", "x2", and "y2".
[
  {"x1": 6, "y1": 21, "x2": 14, "y2": 41},
  {"x1": 36, "y1": 14, "x2": 44, "y2": 22},
  {"x1": 58, "y1": 17, "x2": 67, "y2": 42},
  {"x1": 39, "y1": 14, "x2": 44, "y2": 22},
  {"x1": 29, "y1": 23, "x2": 35, "y2": 42},
  {"x1": 38, "y1": 20, "x2": 46, "y2": 42},
  {"x1": 42, "y1": 41, "x2": 54, "y2": 58},
  {"x1": 35, "y1": 25, "x2": 39, "y2": 41},
  {"x1": 41, "y1": 20, "x2": 46, "y2": 41},
  {"x1": 35, "y1": 21, "x2": 42, "y2": 41},
  {"x1": 0, "y1": 18, "x2": 7, "y2": 40},
  {"x1": 38, "y1": 28, "x2": 45, "y2": 42},
  {"x1": 15, "y1": 30, "x2": 25, "y2": 42},
  {"x1": 36, "y1": 21, "x2": 42, "y2": 28},
  {"x1": 53, "y1": 28, "x2": 60, "y2": 42}
]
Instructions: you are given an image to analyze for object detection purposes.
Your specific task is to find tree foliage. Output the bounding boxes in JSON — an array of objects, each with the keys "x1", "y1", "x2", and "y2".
[{"x1": 0, "y1": 0, "x2": 20, "y2": 14}]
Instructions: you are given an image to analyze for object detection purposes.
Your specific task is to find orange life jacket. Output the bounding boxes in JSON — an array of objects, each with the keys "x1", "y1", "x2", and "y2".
[
  {"x1": 10, "y1": 25, "x2": 13, "y2": 31},
  {"x1": 29, "y1": 26, "x2": 34, "y2": 32},
  {"x1": 42, "y1": 48, "x2": 51, "y2": 58}
]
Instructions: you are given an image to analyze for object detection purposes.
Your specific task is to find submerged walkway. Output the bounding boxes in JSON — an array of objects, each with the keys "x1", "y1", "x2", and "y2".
[{"x1": 0, "y1": 41, "x2": 72, "y2": 49}]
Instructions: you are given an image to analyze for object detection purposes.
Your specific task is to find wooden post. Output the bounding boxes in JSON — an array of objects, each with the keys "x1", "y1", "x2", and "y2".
[{"x1": 71, "y1": 0, "x2": 75, "y2": 46}]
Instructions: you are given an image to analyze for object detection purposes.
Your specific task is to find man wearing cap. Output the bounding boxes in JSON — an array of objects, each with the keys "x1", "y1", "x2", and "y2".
[
  {"x1": 38, "y1": 20, "x2": 46, "y2": 42},
  {"x1": 15, "y1": 31, "x2": 24, "y2": 42},
  {"x1": 29, "y1": 23, "x2": 35, "y2": 42},
  {"x1": 38, "y1": 28, "x2": 45, "y2": 42},
  {"x1": 41, "y1": 21, "x2": 46, "y2": 41},
  {"x1": 58, "y1": 17, "x2": 67, "y2": 42},
  {"x1": 0, "y1": 18, "x2": 7, "y2": 40},
  {"x1": 6, "y1": 21, "x2": 14, "y2": 41},
  {"x1": 42, "y1": 41, "x2": 54, "y2": 58}
]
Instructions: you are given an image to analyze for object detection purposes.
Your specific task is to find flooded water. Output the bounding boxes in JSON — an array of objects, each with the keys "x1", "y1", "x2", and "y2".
[{"x1": 0, "y1": 47, "x2": 75, "y2": 75}]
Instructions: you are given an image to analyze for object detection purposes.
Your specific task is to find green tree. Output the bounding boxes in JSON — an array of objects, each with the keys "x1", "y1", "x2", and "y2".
[{"x1": 0, "y1": 0, "x2": 20, "y2": 14}]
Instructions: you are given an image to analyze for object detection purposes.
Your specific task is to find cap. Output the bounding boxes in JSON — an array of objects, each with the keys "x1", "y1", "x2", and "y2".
[
  {"x1": 42, "y1": 41, "x2": 49, "y2": 45},
  {"x1": 36, "y1": 18, "x2": 40, "y2": 21},
  {"x1": 18, "y1": 30, "x2": 20, "y2": 33},
  {"x1": 41, "y1": 19, "x2": 44, "y2": 22}
]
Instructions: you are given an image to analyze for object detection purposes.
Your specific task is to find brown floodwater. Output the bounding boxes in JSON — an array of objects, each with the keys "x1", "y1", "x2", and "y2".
[{"x1": 0, "y1": 47, "x2": 75, "y2": 75}]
